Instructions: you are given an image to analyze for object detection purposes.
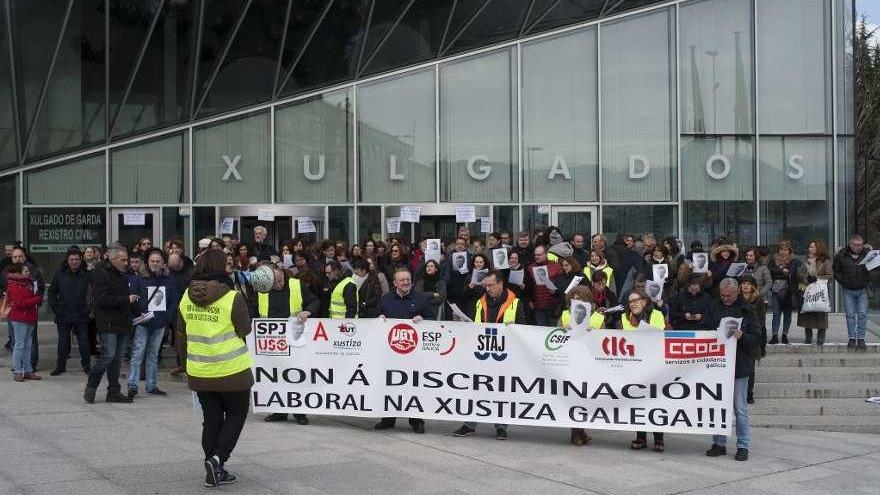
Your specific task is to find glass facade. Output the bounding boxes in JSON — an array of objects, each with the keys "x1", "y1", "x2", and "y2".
[{"x1": 0, "y1": 0, "x2": 855, "y2": 266}]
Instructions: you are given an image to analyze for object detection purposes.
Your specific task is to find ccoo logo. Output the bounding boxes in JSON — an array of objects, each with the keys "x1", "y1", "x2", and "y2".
[{"x1": 601, "y1": 336, "x2": 635, "y2": 357}]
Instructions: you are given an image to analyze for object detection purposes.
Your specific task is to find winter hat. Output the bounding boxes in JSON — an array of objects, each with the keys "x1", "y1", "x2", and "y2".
[
  {"x1": 549, "y1": 229, "x2": 564, "y2": 246},
  {"x1": 198, "y1": 238, "x2": 211, "y2": 249}
]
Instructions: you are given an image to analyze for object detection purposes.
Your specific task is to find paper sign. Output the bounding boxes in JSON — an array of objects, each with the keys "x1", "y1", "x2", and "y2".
[
  {"x1": 718, "y1": 317, "x2": 743, "y2": 339},
  {"x1": 479, "y1": 217, "x2": 491, "y2": 233},
  {"x1": 282, "y1": 254, "x2": 293, "y2": 268},
  {"x1": 726, "y1": 263, "x2": 747, "y2": 277},
  {"x1": 452, "y1": 252, "x2": 469, "y2": 274},
  {"x1": 492, "y1": 248, "x2": 509, "y2": 269},
  {"x1": 455, "y1": 205, "x2": 476, "y2": 223},
  {"x1": 448, "y1": 303, "x2": 473, "y2": 322},
  {"x1": 859, "y1": 250, "x2": 880, "y2": 271},
  {"x1": 645, "y1": 281, "x2": 664, "y2": 302},
  {"x1": 123, "y1": 212, "x2": 145, "y2": 226},
  {"x1": 297, "y1": 217, "x2": 317, "y2": 233},
  {"x1": 146, "y1": 286, "x2": 166, "y2": 312},
  {"x1": 692, "y1": 253, "x2": 709, "y2": 273},
  {"x1": 532, "y1": 266, "x2": 556, "y2": 291},
  {"x1": 400, "y1": 205, "x2": 421, "y2": 223},
  {"x1": 425, "y1": 239, "x2": 442, "y2": 263},
  {"x1": 386, "y1": 217, "x2": 401, "y2": 234},
  {"x1": 471, "y1": 268, "x2": 488, "y2": 286},
  {"x1": 564, "y1": 275, "x2": 584, "y2": 294},
  {"x1": 220, "y1": 217, "x2": 234, "y2": 235},
  {"x1": 569, "y1": 300, "x2": 592, "y2": 332},
  {"x1": 652, "y1": 263, "x2": 669, "y2": 282},
  {"x1": 257, "y1": 209, "x2": 275, "y2": 222},
  {"x1": 507, "y1": 269, "x2": 524, "y2": 286},
  {"x1": 604, "y1": 304, "x2": 625, "y2": 314}
]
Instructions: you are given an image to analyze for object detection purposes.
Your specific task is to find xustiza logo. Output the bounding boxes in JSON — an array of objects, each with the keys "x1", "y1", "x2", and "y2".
[
  {"x1": 474, "y1": 327, "x2": 507, "y2": 361},
  {"x1": 388, "y1": 323, "x2": 419, "y2": 355}
]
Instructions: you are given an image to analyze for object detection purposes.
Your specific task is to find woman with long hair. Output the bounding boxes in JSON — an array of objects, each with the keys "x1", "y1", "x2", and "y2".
[
  {"x1": 767, "y1": 241, "x2": 804, "y2": 344},
  {"x1": 415, "y1": 259, "x2": 447, "y2": 320},
  {"x1": 797, "y1": 239, "x2": 832, "y2": 345},
  {"x1": 5, "y1": 263, "x2": 43, "y2": 382}
]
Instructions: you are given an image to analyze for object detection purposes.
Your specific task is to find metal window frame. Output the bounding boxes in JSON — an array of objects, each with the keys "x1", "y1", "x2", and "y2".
[{"x1": 3, "y1": 0, "x2": 23, "y2": 165}]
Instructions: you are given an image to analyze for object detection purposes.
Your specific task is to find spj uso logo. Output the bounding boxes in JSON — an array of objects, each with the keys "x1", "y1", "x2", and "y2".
[
  {"x1": 253, "y1": 320, "x2": 290, "y2": 356},
  {"x1": 474, "y1": 327, "x2": 507, "y2": 361}
]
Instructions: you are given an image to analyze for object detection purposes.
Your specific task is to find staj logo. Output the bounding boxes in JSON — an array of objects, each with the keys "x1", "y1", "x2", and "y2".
[
  {"x1": 601, "y1": 336, "x2": 634, "y2": 357},
  {"x1": 474, "y1": 327, "x2": 507, "y2": 361},
  {"x1": 388, "y1": 323, "x2": 419, "y2": 355}
]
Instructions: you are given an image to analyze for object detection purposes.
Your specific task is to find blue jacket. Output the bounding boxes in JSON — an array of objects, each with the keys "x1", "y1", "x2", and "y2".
[
  {"x1": 48, "y1": 264, "x2": 90, "y2": 324},
  {"x1": 131, "y1": 269, "x2": 179, "y2": 330},
  {"x1": 378, "y1": 289, "x2": 435, "y2": 320}
]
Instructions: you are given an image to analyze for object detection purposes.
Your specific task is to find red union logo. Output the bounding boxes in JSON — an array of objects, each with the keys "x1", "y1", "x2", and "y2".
[
  {"x1": 601, "y1": 336, "x2": 634, "y2": 357},
  {"x1": 388, "y1": 323, "x2": 418, "y2": 354},
  {"x1": 665, "y1": 338, "x2": 725, "y2": 359}
]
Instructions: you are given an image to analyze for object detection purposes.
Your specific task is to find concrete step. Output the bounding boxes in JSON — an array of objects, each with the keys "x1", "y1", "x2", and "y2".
[
  {"x1": 758, "y1": 354, "x2": 880, "y2": 367},
  {"x1": 764, "y1": 343, "x2": 880, "y2": 354},
  {"x1": 753, "y1": 382, "x2": 880, "y2": 399},
  {"x1": 755, "y1": 366, "x2": 880, "y2": 383},
  {"x1": 749, "y1": 414, "x2": 880, "y2": 434},
  {"x1": 748, "y1": 398, "x2": 879, "y2": 416}
]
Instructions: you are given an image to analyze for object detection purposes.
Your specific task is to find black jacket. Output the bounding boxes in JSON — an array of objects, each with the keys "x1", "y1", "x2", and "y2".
[
  {"x1": 668, "y1": 289, "x2": 712, "y2": 330},
  {"x1": 91, "y1": 262, "x2": 137, "y2": 334},
  {"x1": 378, "y1": 289, "x2": 435, "y2": 320},
  {"x1": 833, "y1": 246, "x2": 872, "y2": 290},
  {"x1": 358, "y1": 274, "x2": 385, "y2": 318},
  {"x1": 703, "y1": 297, "x2": 762, "y2": 379},
  {"x1": 48, "y1": 264, "x2": 91, "y2": 324}
]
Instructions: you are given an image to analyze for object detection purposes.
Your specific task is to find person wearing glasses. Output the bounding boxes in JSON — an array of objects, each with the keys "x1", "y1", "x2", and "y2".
[{"x1": 84, "y1": 244, "x2": 140, "y2": 404}]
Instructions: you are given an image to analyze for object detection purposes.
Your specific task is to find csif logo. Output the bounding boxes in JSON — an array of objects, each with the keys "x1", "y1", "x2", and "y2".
[
  {"x1": 544, "y1": 328, "x2": 570, "y2": 351},
  {"x1": 601, "y1": 336, "x2": 634, "y2": 357},
  {"x1": 474, "y1": 327, "x2": 507, "y2": 361}
]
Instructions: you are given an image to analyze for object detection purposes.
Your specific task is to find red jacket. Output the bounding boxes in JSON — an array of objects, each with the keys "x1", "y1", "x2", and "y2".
[
  {"x1": 5, "y1": 274, "x2": 42, "y2": 323},
  {"x1": 527, "y1": 261, "x2": 562, "y2": 310}
]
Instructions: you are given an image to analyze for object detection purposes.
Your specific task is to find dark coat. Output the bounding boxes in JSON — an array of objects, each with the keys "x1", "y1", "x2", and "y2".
[
  {"x1": 358, "y1": 273, "x2": 385, "y2": 318},
  {"x1": 668, "y1": 289, "x2": 713, "y2": 330},
  {"x1": 132, "y1": 269, "x2": 180, "y2": 330},
  {"x1": 703, "y1": 296, "x2": 762, "y2": 379},
  {"x1": 48, "y1": 264, "x2": 91, "y2": 324},
  {"x1": 378, "y1": 289, "x2": 435, "y2": 320},
  {"x1": 91, "y1": 262, "x2": 137, "y2": 334},
  {"x1": 833, "y1": 246, "x2": 872, "y2": 290}
]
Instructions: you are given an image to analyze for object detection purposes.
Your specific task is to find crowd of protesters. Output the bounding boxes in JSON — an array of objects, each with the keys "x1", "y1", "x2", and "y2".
[{"x1": 0, "y1": 227, "x2": 876, "y2": 485}]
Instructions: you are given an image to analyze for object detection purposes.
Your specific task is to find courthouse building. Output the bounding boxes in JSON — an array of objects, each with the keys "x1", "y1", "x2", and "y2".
[{"x1": 0, "y1": 0, "x2": 856, "y2": 269}]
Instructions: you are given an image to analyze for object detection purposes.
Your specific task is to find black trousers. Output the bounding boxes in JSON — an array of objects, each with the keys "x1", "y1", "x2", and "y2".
[
  {"x1": 197, "y1": 390, "x2": 250, "y2": 464},
  {"x1": 379, "y1": 417, "x2": 424, "y2": 428}
]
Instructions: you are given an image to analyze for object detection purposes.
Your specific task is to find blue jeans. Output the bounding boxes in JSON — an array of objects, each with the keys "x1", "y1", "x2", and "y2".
[
  {"x1": 86, "y1": 332, "x2": 130, "y2": 391},
  {"x1": 713, "y1": 376, "x2": 750, "y2": 450},
  {"x1": 11, "y1": 321, "x2": 35, "y2": 374},
  {"x1": 770, "y1": 292, "x2": 792, "y2": 337},
  {"x1": 56, "y1": 322, "x2": 90, "y2": 371},
  {"x1": 8, "y1": 320, "x2": 39, "y2": 367},
  {"x1": 843, "y1": 288, "x2": 868, "y2": 340},
  {"x1": 127, "y1": 325, "x2": 164, "y2": 392}
]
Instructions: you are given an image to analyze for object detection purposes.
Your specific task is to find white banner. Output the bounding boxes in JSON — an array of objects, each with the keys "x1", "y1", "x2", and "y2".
[{"x1": 248, "y1": 319, "x2": 736, "y2": 435}]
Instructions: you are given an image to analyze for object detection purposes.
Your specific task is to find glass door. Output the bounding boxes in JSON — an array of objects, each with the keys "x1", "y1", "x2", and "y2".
[
  {"x1": 550, "y1": 206, "x2": 598, "y2": 238},
  {"x1": 111, "y1": 208, "x2": 161, "y2": 250}
]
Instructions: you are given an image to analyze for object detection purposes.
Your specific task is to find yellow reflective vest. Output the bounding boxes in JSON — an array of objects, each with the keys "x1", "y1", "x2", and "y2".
[
  {"x1": 257, "y1": 278, "x2": 303, "y2": 318},
  {"x1": 621, "y1": 309, "x2": 666, "y2": 330},
  {"x1": 179, "y1": 289, "x2": 253, "y2": 379},
  {"x1": 474, "y1": 290, "x2": 520, "y2": 324},
  {"x1": 560, "y1": 309, "x2": 605, "y2": 329},
  {"x1": 329, "y1": 277, "x2": 357, "y2": 319},
  {"x1": 583, "y1": 265, "x2": 614, "y2": 288}
]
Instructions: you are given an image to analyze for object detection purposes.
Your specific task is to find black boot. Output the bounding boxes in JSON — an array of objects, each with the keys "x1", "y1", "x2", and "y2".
[
  {"x1": 83, "y1": 386, "x2": 96, "y2": 404},
  {"x1": 804, "y1": 329, "x2": 812, "y2": 345},
  {"x1": 816, "y1": 329, "x2": 825, "y2": 347}
]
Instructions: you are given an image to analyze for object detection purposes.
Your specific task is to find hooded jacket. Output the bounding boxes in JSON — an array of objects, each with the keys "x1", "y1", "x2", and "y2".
[
  {"x1": 5, "y1": 273, "x2": 42, "y2": 323},
  {"x1": 176, "y1": 279, "x2": 254, "y2": 392},
  {"x1": 48, "y1": 262, "x2": 90, "y2": 324},
  {"x1": 709, "y1": 243, "x2": 739, "y2": 289},
  {"x1": 668, "y1": 288, "x2": 713, "y2": 330}
]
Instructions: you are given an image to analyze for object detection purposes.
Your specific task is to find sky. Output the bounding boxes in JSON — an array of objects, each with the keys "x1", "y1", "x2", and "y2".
[{"x1": 860, "y1": 0, "x2": 879, "y2": 44}]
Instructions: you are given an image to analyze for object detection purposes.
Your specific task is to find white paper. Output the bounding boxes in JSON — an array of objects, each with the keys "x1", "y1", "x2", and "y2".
[
  {"x1": 637, "y1": 319, "x2": 662, "y2": 331},
  {"x1": 692, "y1": 253, "x2": 709, "y2": 273},
  {"x1": 123, "y1": 212, "x2": 145, "y2": 226},
  {"x1": 219, "y1": 217, "x2": 234, "y2": 235},
  {"x1": 470, "y1": 268, "x2": 488, "y2": 286},
  {"x1": 859, "y1": 250, "x2": 880, "y2": 271},
  {"x1": 564, "y1": 275, "x2": 584, "y2": 294},
  {"x1": 604, "y1": 304, "x2": 625, "y2": 314},
  {"x1": 192, "y1": 391, "x2": 202, "y2": 414},
  {"x1": 146, "y1": 286, "x2": 166, "y2": 312},
  {"x1": 507, "y1": 269, "x2": 524, "y2": 286},
  {"x1": 425, "y1": 239, "x2": 442, "y2": 262},
  {"x1": 652, "y1": 263, "x2": 669, "y2": 282},
  {"x1": 492, "y1": 248, "x2": 509, "y2": 269},
  {"x1": 386, "y1": 217, "x2": 401, "y2": 234},
  {"x1": 400, "y1": 205, "x2": 421, "y2": 223},
  {"x1": 282, "y1": 254, "x2": 293, "y2": 268},
  {"x1": 452, "y1": 252, "x2": 469, "y2": 274},
  {"x1": 257, "y1": 209, "x2": 275, "y2": 222},
  {"x1": 865, "y1": 397, "x2": 880, "y2": 404},
  {"x1": 297, "y1": 217, "x2": 317, "y2": 233},
  {"x1": 726, "y1": 263, "x2": 747, "y2": 277},
  {"x1": 569, "y1": 300, "x2": 592, "y2": 332},
  {"x1": 448, "y1": 303, "x2": 473, "y2": 322},
  {"x1": 645, "y1": 280, "x2": 664, "y2": 302},
  {"x1": 718, "y1": 317, "x2": 743, "y2": 339},
  {"x1": 479, "y1": 217, "x2": 491, "y2": 233},
  {"x1": 132, "y1": 311, "x2": 154, "y2": 325},
  {"x1": 532, "y1": 265, "x2": 556, "y2": 291},
  {"x1": 455, "y1": 205, "x2": 476, "y2": 223}
]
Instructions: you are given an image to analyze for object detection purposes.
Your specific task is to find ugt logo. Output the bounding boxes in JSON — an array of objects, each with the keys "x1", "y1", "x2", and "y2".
[
  {"x1": 387, "y1": 323, "x2": 418, "y2": 355},
  {"x1": 602, "y1": 336, "x2": 635, "y2": 357},
  {"x1": 474, "y1": 327, "x2": 507, "y2": 361}
]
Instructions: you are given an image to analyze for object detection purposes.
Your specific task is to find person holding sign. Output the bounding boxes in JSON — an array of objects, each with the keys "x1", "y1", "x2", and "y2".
[
  {"x1": 833, "y1": 234, "x2": 874, "y2": 348},
  {"x1": 444, "y1": 237, "x2": 471, "y2": 320},
  {"x1": 583, "y1": 250, "x2": 615, "y2": 292},
  {"x1": 703, "y1": 278, "x2": 762, "y2": 462},
  {"x1": 668, "y1": 274, "x2": 712, "y2": 330},
  {"x1": 618, "y1": 289, "x2": 668, "y2": 452},
  {"x1": 766, "y1": 241, "x2": 804, "y2": 345},
  {"x1": 462, "y1": 254, "x2": 490, "y2": 318},
  {"x1": 644, "y1": 245, "x2": 673, "y2": 302},
  {"x1": 589, "y1": 270, "x2": 620, "y2": 329},
  {"x1": 797, "y1": 239, "x2": 832, "y2": 345},
  {"x1": 709, "y1": 240, "x2": 739, "y2": 293},
  {"x1": 555, "y1": 257, "x2": 588, "y2": 300},
  {"x1": 526, "y1": 246, "x2": 561, "y2": 326},
  {"x1": 453, "y1": 271, "x2": 524, "y2": 441}
]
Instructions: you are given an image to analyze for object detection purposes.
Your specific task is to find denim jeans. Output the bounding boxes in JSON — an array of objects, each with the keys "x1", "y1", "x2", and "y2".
[
  {"x1": 770, "y1": 292, "x2": 792, "y2": 337},
  {"x1": 56, "y1": 322, "x2": 91, "y2": 371},
  {"x1": 8, "y1": 320, "x2": 39, "y2": 367},
  {"x1": 843, "y1": 288, "x2": 868, "y2": 340},
  {"x1": 11, "y1": 321, "x2": 35, "y2": 374},
  {"x1": 464, "y1": 422, "x2": 508, "y2": 431},
  {"x1": 86, "y1": 332, "x2": 130, "y2": 391},
  {"x1": 127, "y1": 325, "x2": 164, "y2": 392},
  {"x1": 713, "y1": 376, "x2": 750, "y2": 450}
]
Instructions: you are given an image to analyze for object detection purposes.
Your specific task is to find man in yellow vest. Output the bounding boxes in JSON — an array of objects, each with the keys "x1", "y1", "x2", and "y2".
[
  {"x1": 324, "y1": 261, "x2": 358, "y2": 319},
  {"x1": 453, "y1": 270, "x2": 524, "y2": 441},
  {"x1": 262, "y1": 267, "x2": 321, "y2": 425}
]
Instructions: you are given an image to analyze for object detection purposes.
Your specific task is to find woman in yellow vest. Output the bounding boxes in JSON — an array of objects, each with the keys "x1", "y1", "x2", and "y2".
[
  {"x1": 176, "y1": 249, "x2": 254, "y2": 488},
  {"x1": 618, "y1": 289, "x2": 668, "y2": 453},
  {"x1": 557, "y1": 285, "x2": 604, "y2": 447},
  {"x1": 583, "y1": 249, "x2": 615, "y2": 291}
]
